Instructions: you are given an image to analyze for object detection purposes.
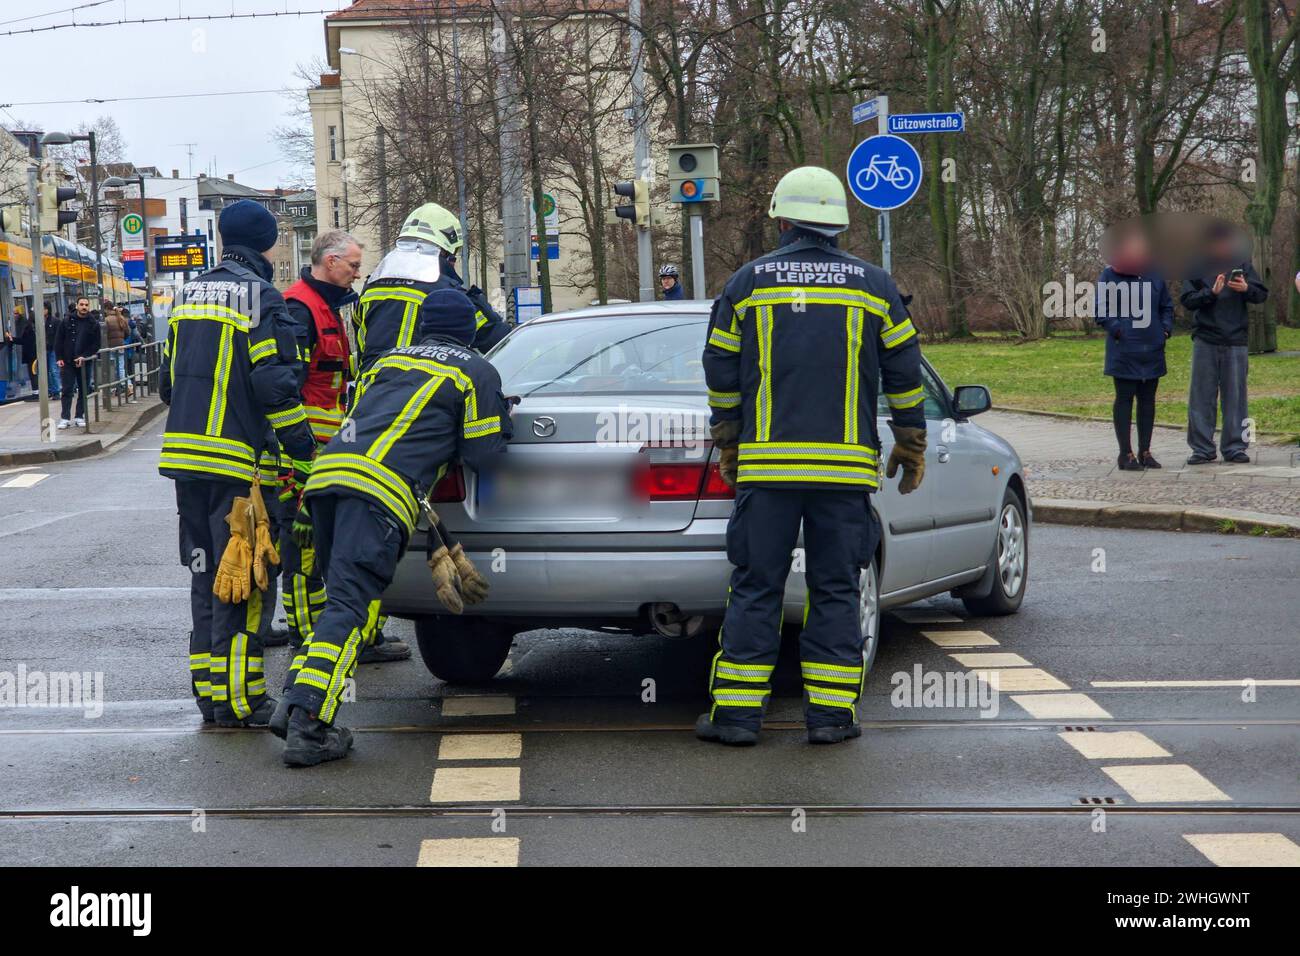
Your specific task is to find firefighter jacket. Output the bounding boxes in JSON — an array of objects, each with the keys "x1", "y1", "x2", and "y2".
[
  {"x1": 354, "y1": 260, "x2": 508, "y2": 372},
  {"x1": 702, "y1": 230, "x2": 926, "y2": 490},
  {"x1": 304, "y1": 334, "x2": 512, "y2": 542},
  {"x1": 159, "y1": 246, "x2": 316, "y2": 485}
]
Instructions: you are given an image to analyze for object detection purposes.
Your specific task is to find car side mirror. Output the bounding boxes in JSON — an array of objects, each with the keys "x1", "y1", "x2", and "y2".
[{"x1": 953, "y1": 385, "x2": 992, "y2": 417}]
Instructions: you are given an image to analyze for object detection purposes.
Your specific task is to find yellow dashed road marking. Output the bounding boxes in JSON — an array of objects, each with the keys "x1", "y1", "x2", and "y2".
[
  {"x1": 417, "y1": 837, "x2": 520, "y2": 867},
  {"x1": 950, "y1": 652, "x2": 1031, "y2": 668},
  {"x1": 978, "y1": 668, "x2": 1070, "y2": 692},
  {"x1": 1091, "y1": 679, "x2": 1300, "y2": 688},
  {"x1": 1011, "y1": 692, "x2": 1112, "y2": 719},
  {"x1": 437, "y1": 733, "x2": 522, "y2": 761},
  {"x1": 429, "y1": 766, "x2": 521, "y2": 803},
  {"x1": 1059, "y1": 731, "x2": 1172, "y2": 760},
  {"x1": 441, "y1": 695, "x2": 516, "y2": 717},
  {"x1": 1184, "y1": 833, "x2": 1300, "y2": 867},
  {"x1": 922, "y1": 629, "x2": 998, "y2": 648},
  {"x1": 1102, "y1": 764, "x2": 1231, "y2": 803}
]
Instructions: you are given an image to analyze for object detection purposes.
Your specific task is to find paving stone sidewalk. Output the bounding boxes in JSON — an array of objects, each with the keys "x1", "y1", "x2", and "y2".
[
  {"x1": 0, "y1": 392, "x2": 164, "y2": 466},
  {"x1": 981, "y1": 410, "x2": 1300, "y2": 518}
]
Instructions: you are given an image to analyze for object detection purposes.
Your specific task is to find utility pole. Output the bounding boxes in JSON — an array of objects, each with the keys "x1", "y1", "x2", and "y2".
[
  {"x1": 27, "y1": 168, "x2": 51, "y2": 442},
  {"x1": 450, "y1": 0, "x2": 471, "y2": 275},
  {"x1": 138, "y1": 175, "x2": 154, "y2": 315},
  {"x1": 376, "y1": 124, "x2": 390, "y2": 251},
  {"x1": 629, "y1": 0, "x2": 653, "y2": 302},
  {"x1": 494, "y1": 6, "x2": 530, "y2": 316}
]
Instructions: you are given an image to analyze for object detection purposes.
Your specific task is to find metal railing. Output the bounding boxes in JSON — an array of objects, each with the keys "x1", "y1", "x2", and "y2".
[{"x1": 73, "y1": 339, "x2": 164, "y2": 432}]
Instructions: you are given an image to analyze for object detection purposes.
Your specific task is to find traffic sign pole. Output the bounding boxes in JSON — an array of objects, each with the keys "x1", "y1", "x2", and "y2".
[
  {"x1": 879, "y1": 96, "x2": 891, "y2": 274},
  {"x1": 690, "y1": 212, "x2": 706, "y2": 298},
  {"x1": 28, "y1": 169, "x2": 51, "y2": 441}
]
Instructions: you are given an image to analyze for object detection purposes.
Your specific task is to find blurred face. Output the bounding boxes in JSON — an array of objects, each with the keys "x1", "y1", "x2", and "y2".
[
  {"x1": 320, "y1": 242, "x2": 362, "y2": 288},
  {"x1": 661, "y1": 275, "x2": 675, "y2": 289},
  {"x1": 76, "y1": 298, "x2": 89, "y2": 316}
]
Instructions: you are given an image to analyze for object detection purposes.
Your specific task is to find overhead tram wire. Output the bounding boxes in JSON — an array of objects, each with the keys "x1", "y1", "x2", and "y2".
[{"x1": 0, "y1": 4, "x2": 458, "y2": 37}]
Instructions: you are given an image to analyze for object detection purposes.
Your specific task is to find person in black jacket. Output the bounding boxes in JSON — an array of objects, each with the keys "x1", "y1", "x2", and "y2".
[
  {"x1": 1179, "y1": 224, "x2": 1267, "y2": 464},
  {"x1": 54, "y1": 297, "x2": 101, "y2": 427},
  {"x1": 271, "y1": 288, "x2": 511, "y2": 766},
  {"x1": 42, "y1": 303, "x2": 61, "y2": 399},
  {"x1": 4, "y1": 310, "x2": 38, "y2": 396},
  {"x1": 1094, "y1": 228, "x2": 1174, "y2": 470}
]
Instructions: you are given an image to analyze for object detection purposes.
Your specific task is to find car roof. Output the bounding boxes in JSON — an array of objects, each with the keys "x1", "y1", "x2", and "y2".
[{"x1": 527, "y1": 300, "x2": 713, "y2": 324}]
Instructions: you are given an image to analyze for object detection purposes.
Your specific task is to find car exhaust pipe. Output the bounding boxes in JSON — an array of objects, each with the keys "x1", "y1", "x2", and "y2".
[{"x1": 647, "y1": 602, "x2": 706, "y2": 639}]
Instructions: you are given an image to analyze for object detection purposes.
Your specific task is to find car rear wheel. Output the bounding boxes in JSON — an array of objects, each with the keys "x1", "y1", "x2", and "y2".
[
  {"x1": 961, "y1": 488, "x2": 1027, "y2": 617},
  {"x1": 414, "y1": 615, "x2": 515, "y2": 683}
]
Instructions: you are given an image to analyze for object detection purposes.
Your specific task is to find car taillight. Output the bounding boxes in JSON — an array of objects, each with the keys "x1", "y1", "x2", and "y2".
[
  {"x1": 700, "y1": 462, "x2": 735, "y2": 499},
  {"x1": 637, "y1": 462, "x2": 706, "y2": 501},
  {"x1": 431, "y1": 467, "x2": 465, "y2": 502}
]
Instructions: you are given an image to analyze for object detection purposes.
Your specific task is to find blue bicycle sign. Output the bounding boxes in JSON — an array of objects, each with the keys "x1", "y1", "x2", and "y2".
[{"x1": 846, "y1": 134, "x2": 923, "y2": 211}]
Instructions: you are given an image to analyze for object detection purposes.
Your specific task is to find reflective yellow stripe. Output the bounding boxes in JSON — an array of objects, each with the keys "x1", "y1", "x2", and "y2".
[
  {"x1": 267, "y1": 405, "x2": 308, "y2": 429},
  {"x1": 475, "y1": 310, "x2": 489, "y2": 331},
  {"x1": 707, "y1": 325, "x2": 741, "y2": 352},
  {"x1": 463, "y1": 416, "x2": 501, "y2": 438},
  {"x1": 249, "y1": 337, "x2": 277, "y2": 365},
  {"x1": 739, "y1": 441, "x2": 878, "y2": 464},
  {"x1": 162, "y1": 432, "x2": 256, "y2": 461},
  {"x1": 715, "y1": 660, "x2": 774, "y2": 683},
  {"x1": 844, "y1": 306, "x2": 863, "y2": 444},
  {"x1": 708, "y1": 389, "x2": 741, "y2": 409},
  {"x1": 159, "y1": 453, "x2": 257, "y2": 482},
  {"x1": 886, "y1": 385, "x2": 924, "y2": 409},
  {"x1": 738, "y1": 286, "x2": 890, "y2": 320},
  {"x1": 801, "y1": 662, "x2": 863, "y2": 685},
  {"x1": 398, "y1": 301, "x2": 420, "y2": 350},
  {"x1": 756, "y1": 305, "x2": 773, "y2": 442},
  {"x1": 204, "y1": 323, "x2": 235, "y2": 436},
  {"x1": 881, "y1": 318, "x2": 916, "y2": 349},
  {"x1": 737, "y1": 462, "x2": 878, "y2": 487},
  {"x1": 712, "y1": 687, "x2": 771, "y2": 706},
  {"x1": 170, "y1": 302, "x2": 252, "y2": 333},
  {"x1": 367, "y1": 374, "x2": 445, "y2": 460}
]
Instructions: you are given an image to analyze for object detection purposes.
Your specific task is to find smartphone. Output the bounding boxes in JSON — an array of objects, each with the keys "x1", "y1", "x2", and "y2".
[{"x1": 1230, "y1": 268, "x2": 1245, "y2": 281}]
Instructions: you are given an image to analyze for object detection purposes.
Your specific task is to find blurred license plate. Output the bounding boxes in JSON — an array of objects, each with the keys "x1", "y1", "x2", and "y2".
[{"x1": 478, "y1": 456, "x2": 637, "y2": 518}]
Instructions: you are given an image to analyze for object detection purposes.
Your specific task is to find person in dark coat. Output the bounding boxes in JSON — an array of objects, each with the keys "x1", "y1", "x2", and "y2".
[
  {"x1": 1179, "y1": 223, "x2": 1267, "y2": 464},
  {"x1": 4, "y1": 311, "x2": 39, "y2": 396},
  {"x1": 42, "y1": 303, "x2": 60, "y2": 399},
  {"x1": 53, "y1": 296, "x2": 101, "y2": 427},
  {"x1": 1094, "y1": 227, "x2": 1174, "y2": 470}
]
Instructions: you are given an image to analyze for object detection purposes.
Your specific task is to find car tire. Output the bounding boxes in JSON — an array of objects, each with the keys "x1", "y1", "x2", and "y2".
[
  {"x1": 861, "y1": 555, "x2": 883, "y2": 674},
  {"x1": 414, "y1": 615, "x2": 514, "y2": 683},
  {"x1": 961, "y1": 487, "x2": 1028, "y2": 617}
]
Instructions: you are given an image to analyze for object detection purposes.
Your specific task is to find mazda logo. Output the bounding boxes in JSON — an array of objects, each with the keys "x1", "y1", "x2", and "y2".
[{"x1": 532, "y1": 416, "x2": 557, "y2": 438}]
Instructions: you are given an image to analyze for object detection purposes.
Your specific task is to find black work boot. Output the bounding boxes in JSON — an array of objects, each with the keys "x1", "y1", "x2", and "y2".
[
  {"x1": 196, "y1": 698, "x2": 215, "y2": 723},
  {"x1": 268, "y1": 695, "x2": 292, "y2": 740},
  {"x1": 261, "y1": 625, "x2": 291, "y2": 648},
  {"x1": 215, "y1": 695, "x2": 277, "y2": 729},
  {"x1": 282, "y1": 707, "x2": 354, "y2": 768},
  {"x1": 359, "y1": 633, "x2": 411, "y2": 664},
  {"x1": 695, "y1": 713, "x2": 759, "y2": 747},
  {"x1": 808, "y1": 724, "x2": 862, "y2": 745}
]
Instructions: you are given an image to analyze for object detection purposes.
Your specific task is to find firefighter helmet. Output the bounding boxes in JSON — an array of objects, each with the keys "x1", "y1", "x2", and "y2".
[
  {"x1": 768, "y1": 166, "x2": 849, "y2": 236},
  {"x1": 398, "y1": 202, "x2": 463, "y2": 255}
]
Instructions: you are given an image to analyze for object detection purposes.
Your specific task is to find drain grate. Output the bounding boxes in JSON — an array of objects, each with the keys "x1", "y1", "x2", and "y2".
[
  {"x1": 1062, "y1": 725, "x2": 1098, "y2": 732},
  {"x1": 1076, "y1": 796, "x2": 1120, "y2": 806}
]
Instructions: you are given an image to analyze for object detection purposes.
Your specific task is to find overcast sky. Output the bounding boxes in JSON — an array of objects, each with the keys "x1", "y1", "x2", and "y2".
[{"x1": 0, "y1": 1, "x2": 347, "y2": 189}]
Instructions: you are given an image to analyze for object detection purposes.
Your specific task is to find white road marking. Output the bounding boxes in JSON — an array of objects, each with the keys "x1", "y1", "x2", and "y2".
[
  {"x1": 949, "y1": 652, "x2": 1032, "y2": 668},
  {"x1": 922, "y1": 629, "x2": 999, "y2": 648},
  {"x1": 437, "y1": 733, "x2": 522, "y2": 761},
  {"x1": 894, "y1": 608, "x2": 963, "y2": 624},
  {"x1": 1102, "y1": 764, "x2": 1231, "y2": 803},
  {"x1": 1010, "y1": 693, "x2": 1112, "y2": 719},
  {"x1": 441, "y1": 695, "x2": 517, "y2": 717},
  {"x1": 1058, "y1": 731, "x2": 1172, "y2": 760},
  {"x1": 1091, "y1": 679, "x2": 1300, "y2": 688},
  {"x1": 429, "y1": 766, "x2": 521, "y2": 803},
  {"x1": 1, "y1": 472, "x2": 48, "y2": 488},
  {"x1": 0, "y1": 586, "x2": 188, "y2": 600},
  {"x1": 1184, "y1": 833, "x2": 1300, "y2": 867},
  {"x1": 417, "y1": 837, "x2": 520, "y2": 867},
  {"x1": 978, "y1": 668, "x2": 1070, "y2": 692}
]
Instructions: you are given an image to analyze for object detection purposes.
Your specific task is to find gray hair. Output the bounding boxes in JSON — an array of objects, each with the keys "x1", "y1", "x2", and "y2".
[{"x1": 311, "y1": 229, "x2": 362, "y2": 265}]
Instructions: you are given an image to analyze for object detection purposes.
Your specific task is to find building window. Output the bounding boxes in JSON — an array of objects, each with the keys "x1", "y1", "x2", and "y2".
[
  {"x1": 328, "y1": 125, "x2": 337, "y2": 162},
  {"x1": 331, "y1": 198, "x2": 341, "y2": 228}
]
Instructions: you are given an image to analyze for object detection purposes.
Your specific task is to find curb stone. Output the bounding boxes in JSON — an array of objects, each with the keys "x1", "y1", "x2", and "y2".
[
  {"x1": 1033, "y1": 497, "x2": 1300, "y2": 537},
  {"x1": 0, "y1": 400, "x2": 165, "y2": 468}
]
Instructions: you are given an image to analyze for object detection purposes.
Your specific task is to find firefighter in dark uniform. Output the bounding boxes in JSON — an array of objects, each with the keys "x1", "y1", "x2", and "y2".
[
  {"x1": 159, "y1": 199, "x2": 316, "y2": 727},
  {"x1": 271, "y1": 288, "x2": 512, "y2": 766},
  {"x1": 354, "y1": 202, "x2": 510, "y2": 374},
  {"x1": 698, "y1": 166, "x2": 928, "y2": 746}
]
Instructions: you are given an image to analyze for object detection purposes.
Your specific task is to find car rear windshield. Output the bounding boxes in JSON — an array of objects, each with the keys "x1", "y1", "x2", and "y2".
[{"x1": 490, "y1": 315, "x2": 708, "y2": 397}]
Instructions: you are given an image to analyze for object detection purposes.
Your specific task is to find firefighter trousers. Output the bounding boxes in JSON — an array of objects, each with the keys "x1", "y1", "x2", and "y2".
[
  {"x1": 709, "y1": 487, "x2": 880, "y2": 731},
  {"x1": 284, "y1": 493, "x2": 403, "y2": 725},
  {"x1": 176, "y1": 478, "x2": 269, "y2": 722}
]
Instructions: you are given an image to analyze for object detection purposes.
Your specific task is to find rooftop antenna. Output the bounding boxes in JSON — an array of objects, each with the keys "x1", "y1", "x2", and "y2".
[{"x1": 171, "y1": 142, "x2": 198, "y2": 178}]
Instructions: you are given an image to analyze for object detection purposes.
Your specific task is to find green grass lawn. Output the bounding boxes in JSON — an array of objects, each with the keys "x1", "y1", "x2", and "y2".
[{"x1": 923, "y1": 327, "x2": 1300, "y2": 441}]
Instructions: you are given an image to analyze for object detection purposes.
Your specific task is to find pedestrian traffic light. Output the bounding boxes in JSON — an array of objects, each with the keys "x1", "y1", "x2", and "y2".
[
  {"x1": 613, "y1": 179, "x2": 649, "y2": 227},
  {"x1": 668, "y1": 144, "x2": 720, "y2": 204},
  {"x1": 38, "y1": 181, "x2": 78, "y2": 233},
  {"x1": 0, "y1": 208, "x2": 22, "y2": 235}
]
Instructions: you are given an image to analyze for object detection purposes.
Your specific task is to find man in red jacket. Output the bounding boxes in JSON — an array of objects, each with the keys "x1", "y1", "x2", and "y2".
[{"x1": 280, "y1": 230, "x2": 412, "y2": 666}]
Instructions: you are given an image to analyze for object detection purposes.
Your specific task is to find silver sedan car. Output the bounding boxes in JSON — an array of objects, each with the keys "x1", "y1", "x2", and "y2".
[{"x1": 382, "y1": 302, "x2": 1030, "y2": 682}]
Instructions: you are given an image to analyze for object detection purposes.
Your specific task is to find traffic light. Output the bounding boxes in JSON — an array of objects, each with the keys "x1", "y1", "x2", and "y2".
[
  {"x1": 613, "y1": 179, "x2": 649, "y2": 227},
  {"x1": 668, "y1": 143, "x2": 720, "y2": 204},
  {"x1": 38, "y1": 181, "x2": 77, "y2": 233},
  {"x1": 0, "y1": 208, "x2": 22, "y2": 235}
]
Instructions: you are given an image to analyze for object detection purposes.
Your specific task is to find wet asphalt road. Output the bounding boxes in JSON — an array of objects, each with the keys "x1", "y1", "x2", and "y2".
[{"x1": 0, "y1": 417, "x2": 1297, "y2": 867}]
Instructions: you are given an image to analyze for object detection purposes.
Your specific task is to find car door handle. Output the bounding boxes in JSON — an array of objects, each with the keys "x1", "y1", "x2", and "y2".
[{"x1": 936, "y1": 445, "x2": 951, "y2": 464}]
